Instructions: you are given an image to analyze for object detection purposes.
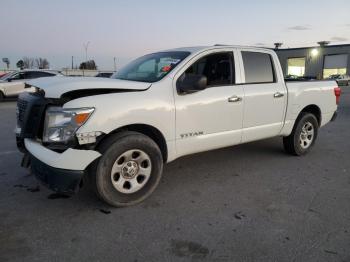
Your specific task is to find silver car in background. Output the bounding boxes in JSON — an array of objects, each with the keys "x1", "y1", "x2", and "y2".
[{"x1": 0, "y1": 70, "x2": 62, "y2": 100}]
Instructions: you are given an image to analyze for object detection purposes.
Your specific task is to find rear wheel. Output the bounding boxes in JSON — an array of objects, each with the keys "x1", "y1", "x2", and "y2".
[
  {"x1": 0, "y1": 91, "x2": 4, "y2": 101},
  {"x1": 91, "y1": 131, "x2": 163, "y2": 207},
  {"x1": 283, "y1": 113, "x2": 319, "y2": 156}
]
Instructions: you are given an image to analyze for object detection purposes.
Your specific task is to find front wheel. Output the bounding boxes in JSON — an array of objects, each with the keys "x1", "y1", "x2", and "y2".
[
  {"x1": 0, "y1": 91, "x2": 4, "y2": 101},
  {"x1": 283, "y1": 113, "x2": 319, "y2": 156},
  {"x1": 92, "y1": 131, "x2": 163, "y2": 207}
]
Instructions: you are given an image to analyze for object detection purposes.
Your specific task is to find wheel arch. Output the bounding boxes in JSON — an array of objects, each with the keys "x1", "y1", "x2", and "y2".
[
  {"x1": 97, "y1": 124, "x2": 168, "y2": 162},
  {"x1": 297, "y1": 104, "x2": 321, "y2": 126}
]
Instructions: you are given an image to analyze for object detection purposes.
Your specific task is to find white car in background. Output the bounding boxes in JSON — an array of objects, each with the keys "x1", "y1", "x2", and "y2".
[{"x1": 0, "y1": 70, "x2": 62, "y2": 100}]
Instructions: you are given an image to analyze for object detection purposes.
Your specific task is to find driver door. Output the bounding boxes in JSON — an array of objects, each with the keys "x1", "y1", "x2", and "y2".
[{"x1": 174, "y1": 50, "x2": 244, "y2": 157}]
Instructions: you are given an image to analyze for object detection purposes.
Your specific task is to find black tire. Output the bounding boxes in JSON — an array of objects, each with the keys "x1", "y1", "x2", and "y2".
[
  {"x1": 283, "y1": 113, "x2": 319, "y2": 156},
  {"x1": 0, "y1": 91, "x2": 4, "y2": 101},
  {"x1": 91, "y1": 131, "x2": 163, "y2": 207}
]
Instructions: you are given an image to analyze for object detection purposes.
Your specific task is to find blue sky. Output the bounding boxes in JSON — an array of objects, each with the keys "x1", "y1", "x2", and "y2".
[{"x1": 1, "y1": 0, "x2": 350, "y2": 70}]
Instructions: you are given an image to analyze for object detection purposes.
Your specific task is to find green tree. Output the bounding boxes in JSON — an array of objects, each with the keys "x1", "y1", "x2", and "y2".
[
  {"x1": 79, "y1": 60, "x2": 97, "y2": 70},
  {"x1": 16, "y1": 60, "x2": 24, "y2": 70}
]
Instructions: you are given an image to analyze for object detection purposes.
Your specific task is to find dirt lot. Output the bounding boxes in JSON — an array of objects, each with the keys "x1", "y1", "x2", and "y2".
[{"x1": 0, "y1": 88, "x2": 349, "y2": 262}]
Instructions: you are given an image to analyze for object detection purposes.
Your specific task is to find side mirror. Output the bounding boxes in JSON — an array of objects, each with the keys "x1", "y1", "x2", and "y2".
[
  {"x1": 7, "y1": 78, "x2": 12, "y2": 82},
  {"x1": 177, "y1": 74, "x2": 207, "y2": 94}
]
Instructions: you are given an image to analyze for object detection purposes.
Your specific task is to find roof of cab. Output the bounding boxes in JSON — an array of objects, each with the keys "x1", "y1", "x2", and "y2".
[{"x1": 163, "y1": 45, "x2": 272, "y2": 54}]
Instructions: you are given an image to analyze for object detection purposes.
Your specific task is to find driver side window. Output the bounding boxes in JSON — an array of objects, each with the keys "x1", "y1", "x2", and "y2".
[
  {"x1": 184, "y1": 52, "x2": 235, "y2": 87},
  {"x1": 11, "y1": 72, "x2": 26, "y2": 80}
]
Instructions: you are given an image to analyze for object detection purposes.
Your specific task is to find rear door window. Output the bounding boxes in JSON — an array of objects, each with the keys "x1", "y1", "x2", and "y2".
[
  {"x1": 242, "y1": 51, "x2": 275, "y2": 84},
  {"x1": 27, "y1": 71, "x2": 55, "y2": 79},
  {"x1": 24, "y1": 72, "x2": 36, "y2": 79}
]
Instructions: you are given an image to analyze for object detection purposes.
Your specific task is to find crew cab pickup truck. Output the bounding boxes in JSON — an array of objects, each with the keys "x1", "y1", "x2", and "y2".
[{"x1": 16, "y1": 46, "x2": 340, "y2": 207}]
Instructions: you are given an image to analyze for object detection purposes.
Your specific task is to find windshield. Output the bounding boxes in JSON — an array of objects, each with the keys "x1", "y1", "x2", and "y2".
[{"x1": 113, "y1": 51, "x2": 190, "y2": 83}]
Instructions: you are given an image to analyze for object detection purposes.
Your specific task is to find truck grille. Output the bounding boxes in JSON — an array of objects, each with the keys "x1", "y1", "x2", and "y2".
[
  {"x1": 16, "y1": 92, "x2": 48, "y2": 139},
  {"x1": 17, "y1": 98, "x2": 28, "y2": 125}
]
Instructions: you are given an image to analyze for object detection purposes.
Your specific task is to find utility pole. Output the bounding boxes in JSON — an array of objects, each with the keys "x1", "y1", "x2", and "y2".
[
  {"x1": 71, "y1": 56, "x2": 74, "y2": 69},
  {"x1": 2, "y1": 58, "x2": 10, "y2": 70},
  {"x1": 83, "y1": 41, "x2": 90, "y2": 62},
  {"x1": 113, "y1": 57, "x2": 117, "y2": 72}
]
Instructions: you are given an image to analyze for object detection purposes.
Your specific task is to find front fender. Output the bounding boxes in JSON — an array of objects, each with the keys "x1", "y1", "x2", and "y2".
[{"x1": 63, "y1": 85, "x2": 175, "y2": 143}]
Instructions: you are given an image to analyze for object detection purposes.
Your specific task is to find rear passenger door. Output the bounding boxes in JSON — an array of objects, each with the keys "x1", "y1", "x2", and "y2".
[{"x1": 238, "y1": 49, "x2": 287, "y2": 142}]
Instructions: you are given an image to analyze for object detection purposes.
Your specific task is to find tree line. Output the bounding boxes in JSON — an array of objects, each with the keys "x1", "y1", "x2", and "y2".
[
  {"x1": 3, "y1": 57, "x2": 98, "y2": 70},
  {"x1": 79, "y1": 60, "x2": 97, "y2": 70},
  {"x1": 16, "y1": 57, "x2": 50, "y2": 69}
]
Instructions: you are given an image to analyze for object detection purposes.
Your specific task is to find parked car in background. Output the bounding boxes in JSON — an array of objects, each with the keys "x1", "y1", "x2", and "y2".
[
  {"x1": 298, "y1": 75, "x2": 317, "y2": 81},
  {"x1": 328, "y1": 74, "x2": 350, "y2": 86},
  {"x1": 285, "y1": 74, "x2": 299, "y2": 80},
  {"x1": 284, "y1": 75, "x2": 317, "y2": 81},
  {"x1": 17, "y1": 45, "x2": 340, "y2": 207},
  {"x1": 0, "y1": 72, "x2": 9, "y2": 78},
  {"x1": 95, "y1": 72, "x2": 114, "y2": 78},
  {"x1": 0, "y1": 70, "x2": 62, "y2": 100}
]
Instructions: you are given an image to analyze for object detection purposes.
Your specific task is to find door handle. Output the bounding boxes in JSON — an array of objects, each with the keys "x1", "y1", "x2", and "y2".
[
  {"x1": 274, "y1": 92, "x2": 284, "y2": 98},
  {"x1": 228, "y1": 95, "x2": 242, "y2": 103}
]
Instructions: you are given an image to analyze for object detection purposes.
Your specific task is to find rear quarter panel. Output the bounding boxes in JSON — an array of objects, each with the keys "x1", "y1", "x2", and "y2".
[{"x1": 281, "y1": 80, "x2": 337, "y2": 135}]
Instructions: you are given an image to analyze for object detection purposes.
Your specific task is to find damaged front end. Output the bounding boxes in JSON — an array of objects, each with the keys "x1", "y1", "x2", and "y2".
[
  {"x1": 16, "y1": 91, "x2": 60, "y2": 153},
  {"x1": 15, "y1": 90, "x2": 101, "y2": 194},
  {"x1": 16, "y1": 78, "x2": 151, "y2": 194}
]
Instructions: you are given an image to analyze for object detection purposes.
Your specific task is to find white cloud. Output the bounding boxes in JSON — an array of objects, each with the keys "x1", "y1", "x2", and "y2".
[{"x1": 288, "y1": 25, "x2": 311, "y2": 31}]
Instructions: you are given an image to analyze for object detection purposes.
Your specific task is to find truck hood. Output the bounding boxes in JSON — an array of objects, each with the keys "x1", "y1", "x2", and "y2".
[{"x1": 27, "y1": 76, "x2": 152, "y2": 99}]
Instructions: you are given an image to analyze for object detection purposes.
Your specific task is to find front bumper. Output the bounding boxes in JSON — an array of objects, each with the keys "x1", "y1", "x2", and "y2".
[
  {"x1": 24, "y1": 138, "x2": 101, "y2": 170},
  {"x1": 31, "y1": 155, "x2": 85, "y2": 194},
  {"x1": 23, "y1": 138, "x2": 101, "y2": 193}
]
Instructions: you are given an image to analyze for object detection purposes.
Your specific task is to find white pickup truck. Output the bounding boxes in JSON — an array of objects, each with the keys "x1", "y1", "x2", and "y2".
[{"x1": 16, "y1": 45, "x2": 341, "y2": 207}]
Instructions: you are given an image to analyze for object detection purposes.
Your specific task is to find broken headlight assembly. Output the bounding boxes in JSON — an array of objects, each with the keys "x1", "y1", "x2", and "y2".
[{"x1": 43, "y1": 107, "x2": 94, "y2": 143}]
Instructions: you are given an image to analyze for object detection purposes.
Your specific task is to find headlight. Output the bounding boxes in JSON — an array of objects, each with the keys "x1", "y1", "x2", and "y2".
[{"x1": 43, "y1": 107, "x2": 94, "y2": 143}]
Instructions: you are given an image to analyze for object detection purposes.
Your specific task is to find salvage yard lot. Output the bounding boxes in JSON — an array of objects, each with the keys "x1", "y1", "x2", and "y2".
[{"x1": 0, "y1": 88, "x2": 350, "y2": 262}]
